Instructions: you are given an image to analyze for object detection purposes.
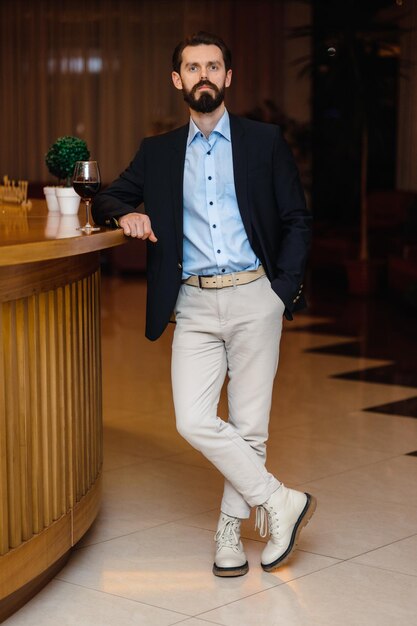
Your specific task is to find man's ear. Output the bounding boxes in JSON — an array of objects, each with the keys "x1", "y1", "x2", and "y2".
[
  {"x1": 172, "y1": 71, "x2": 183, "y2": 90},
  {"x1": 225, "y1": 69, "x2": 232, "y2": 88}
]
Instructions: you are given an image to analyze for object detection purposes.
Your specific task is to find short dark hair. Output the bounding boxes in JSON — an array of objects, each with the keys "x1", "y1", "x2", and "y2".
[{"x1": 172, "y1": 31, "x2": 232, "y2": 74}]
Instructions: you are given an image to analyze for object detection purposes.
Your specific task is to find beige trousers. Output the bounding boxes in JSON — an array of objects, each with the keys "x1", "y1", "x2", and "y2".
[{"x1": 171, "y1": 274, "x2": 284, "y2": 519}]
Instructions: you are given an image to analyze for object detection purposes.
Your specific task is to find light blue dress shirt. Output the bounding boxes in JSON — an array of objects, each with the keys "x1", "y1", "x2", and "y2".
[{"x1": 182, "y1": 110, "x2": 259, "y2": 278}]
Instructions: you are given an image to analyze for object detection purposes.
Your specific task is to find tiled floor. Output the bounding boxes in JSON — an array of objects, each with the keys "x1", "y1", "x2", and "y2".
[{"x1": 5, "y1": 275, "x2": 417, "y2": 625}]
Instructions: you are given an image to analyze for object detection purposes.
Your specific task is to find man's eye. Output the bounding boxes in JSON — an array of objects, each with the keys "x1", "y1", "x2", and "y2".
[
  {"x1": 209, "y1": 65, "x2": 218, "y2": 71},
  {"x1": 189, "y1": 66, "x2": 197, "y2": 72}
]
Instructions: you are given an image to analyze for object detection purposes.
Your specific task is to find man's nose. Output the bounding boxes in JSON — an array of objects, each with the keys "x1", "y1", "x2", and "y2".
[{"x1": 200, "y1": 69, "x2": 207, "y2": 80}]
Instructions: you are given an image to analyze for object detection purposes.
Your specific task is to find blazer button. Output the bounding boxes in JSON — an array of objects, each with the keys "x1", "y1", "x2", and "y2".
[{"x1": 177, "y1": 262, "x2": 183, "y2": 270}]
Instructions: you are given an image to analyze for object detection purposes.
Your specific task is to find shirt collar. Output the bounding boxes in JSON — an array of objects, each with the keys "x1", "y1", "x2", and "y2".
[{"x1": 187, "y1": 109, "x2": 231, "y2": 146}]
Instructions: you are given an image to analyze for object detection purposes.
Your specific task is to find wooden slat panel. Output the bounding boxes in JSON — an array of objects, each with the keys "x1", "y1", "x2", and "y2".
[
  {"x1": 47, "y1": 290, "x2": 59, "y2": 522},
  {"x1": 70, "y1": 281, "x2": 80, "y2": 504},
  {"x1": 0, "y1": 258, "x2": 103, "y2": 600},
  {"x1": 82, "y1": 277, "x2": 89, "y2": 494},
  {"x1": 38, "y1": 291, "x2": 52, "y2": 528},
  {"x1": 85, "y1": 277, "x2": 91, "y2": 487},
  {"x1": 4, "y1": 302, "x2": 22, "y2": 549},
  {"x1": 27, "y1": 295, "x2": 43, "y2": 535},
  {"x1": 56, "y1": 287, "x2": 67, "y2": 517},
  {"x1": 0, "y1": 305, "x2": 9, "y2": 555},
  {"x1": 95, "y1": 272, "x2": 103, "y2": 474},
  {"x1": 16, "y1": 299, "x2": 32, "y2": 542},
  {"x1": 90, "y1": 274, "x2": 98, "y2": 479},
  {"x1": 64, "y1": 284, "x2": 75, "y2": 511},
  {"x1": 76, "y1": 279, "x2": 85, "y2": 501}
]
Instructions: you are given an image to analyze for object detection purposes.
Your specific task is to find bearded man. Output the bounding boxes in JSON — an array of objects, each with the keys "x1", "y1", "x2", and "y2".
[{"x1": 92, "y1": 31, "x2": 316, "y2": 577}]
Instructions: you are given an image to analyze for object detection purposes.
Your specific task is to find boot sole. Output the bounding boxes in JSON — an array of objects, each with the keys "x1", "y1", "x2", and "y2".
[
  {"x1": 261, "y1": 493, "x2": 317, "y2": 573},
  {"x1": 213, "y1": 561, "x2": 249, "y2": 577}
]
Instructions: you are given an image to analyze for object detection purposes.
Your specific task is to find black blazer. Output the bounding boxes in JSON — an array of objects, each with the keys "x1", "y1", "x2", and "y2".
[{"x1": 92, "y1": 114, "x2": 312, "y2": 341}]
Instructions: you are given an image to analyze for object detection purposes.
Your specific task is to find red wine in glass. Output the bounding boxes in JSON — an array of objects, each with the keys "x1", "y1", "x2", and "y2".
[
  {"x1": 72, "y1": 181, "x2": 101, "y2": 199},
  {"x1": 72, "y1": 161, "x2": 101, "y2": 232}
]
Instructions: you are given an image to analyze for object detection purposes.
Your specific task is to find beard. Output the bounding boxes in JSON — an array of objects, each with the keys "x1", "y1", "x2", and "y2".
[{"x1": 182, "y1": 79, "x2": 226, "y2": 113}]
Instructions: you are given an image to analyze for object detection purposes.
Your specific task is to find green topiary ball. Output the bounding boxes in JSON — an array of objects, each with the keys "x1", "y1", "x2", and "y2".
[{"x1": 45, "y1": 136, "x2": 90, "y2": 186}]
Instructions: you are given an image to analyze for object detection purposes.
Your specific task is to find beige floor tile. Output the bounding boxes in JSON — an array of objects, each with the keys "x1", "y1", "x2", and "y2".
[
  {"x1": 101, "y1": 377, "x2": 174, "y2": 416},
  {"x1": 289, "y1": 488, "x2": 417, "y2": 560},
  {"x1": 352, "y1": 534, "x2": 417, "y2": 577},
  {"x1": 269, "y1": 376, "x2": 414, "y2": 431},
  {"x1": 165, "y1": 449, "x2": 214, "y2": 471},
  {"x1": 165, "y1": 432, "x2": 390, "y2": 485},
  {"x1": 57, "y1": 523, "x2": 281, "y2": 615},
  {"x1": 302, "y1": 455, "x2": 417, "y2": 507},
  {"x1": 4, "y1": 579, "x2": 187, "y2": 626},
  {"x1": 199, "y1": 561, "x2": 417, "y2": 626},
  {"x1": 76, "y1": 458, "x2": 224, "y2": 547},
  {"x1": 267, "y1": 433, "x2": 387, "y2": 486},
  {"x1": 101, "y1": 459, "x2": 223, "y2": 525},
  {"x1": 171, "y1": 617, "x2": 226, "y2": 626},
  {"x1": 102, "y1": 417, "x2": 192, "y2": 468},
  {"x1": 258, "y1": 434, "x2": 390, "y2": 484},
  {"x1": 74, "y1": 499, "x2": 168, "y2": 548},
  {"x1": 281, "y1": 410, "x2": 417, "y2": 454}
]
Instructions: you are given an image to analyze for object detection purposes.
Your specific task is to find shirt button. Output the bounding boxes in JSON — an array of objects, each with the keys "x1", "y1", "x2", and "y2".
[
  {"x1": 209, "y1": 201, "x2": 213, "y2": 205},
  {"x1": 217, "y1": 249, "x2": 221, "y2": 254},
  {"x1": 208, "y1": 176, "x2": 212, "y2": 180},
  {"x1": 221, "y1": 269, "x2": 225, "y2": 273},
  {"x1": 212, "y1": 224, "x2": 216, "y2": 228},
  {"x1": 207, "y1": 151, "x2": 211, "y2": 155}
]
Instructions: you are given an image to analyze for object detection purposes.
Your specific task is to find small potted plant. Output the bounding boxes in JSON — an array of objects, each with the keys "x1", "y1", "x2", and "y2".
[{"x1": 44, "y1": 136, "x2": 90, "y2": 214}]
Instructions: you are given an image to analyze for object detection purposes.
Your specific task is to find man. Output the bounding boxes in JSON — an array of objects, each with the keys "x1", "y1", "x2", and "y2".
[{"x1": 92, "y1": 31, "x2": 316, "y2": 578}]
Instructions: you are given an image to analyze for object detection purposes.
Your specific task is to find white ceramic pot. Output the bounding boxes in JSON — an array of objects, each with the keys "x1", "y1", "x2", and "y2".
[
  {"x1": 43, "y1": 186, "x2": 60, "y2": 212},
  {"x1": 56, "y1": 187, "x2": 81, "y2": 215}
]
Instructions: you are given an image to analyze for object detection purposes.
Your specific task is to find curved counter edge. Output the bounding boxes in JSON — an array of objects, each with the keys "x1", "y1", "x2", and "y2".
[{"x1": 0, "y1": 228, "x2": 125, "y2": 267}]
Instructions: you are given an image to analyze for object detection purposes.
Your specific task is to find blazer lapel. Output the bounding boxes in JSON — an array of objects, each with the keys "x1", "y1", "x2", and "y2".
[
  {"x1": 170, "y1": 124, "x2": 189, "y2": 261},
  {"x1": 229, "y1": 114, "x2": 252, "y2": 240}
]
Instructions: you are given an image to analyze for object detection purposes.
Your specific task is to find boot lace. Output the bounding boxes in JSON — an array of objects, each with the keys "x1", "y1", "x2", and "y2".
[
  {"x1": 255, "y1": 504, "x2": 280, "y2": 539},
  {"x1": 215, "y1": 517, "x2": 241, "y2": 552}
]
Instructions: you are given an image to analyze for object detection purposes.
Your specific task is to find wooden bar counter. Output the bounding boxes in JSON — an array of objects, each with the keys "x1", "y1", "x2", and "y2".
[{"x1": 0, "y1": 200, "x2": 125, "y2": 620}]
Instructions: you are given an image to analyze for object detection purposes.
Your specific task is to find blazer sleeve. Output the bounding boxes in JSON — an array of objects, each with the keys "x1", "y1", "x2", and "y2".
[
  {"x1": 270, "y1": 127, "x2": 312, "y2": 314},
  {"x1": 92, "y1": 139, "x2": 147, "y2": 227}
]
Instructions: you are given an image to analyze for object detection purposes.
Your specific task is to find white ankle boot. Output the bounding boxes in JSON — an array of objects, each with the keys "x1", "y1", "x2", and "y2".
[
  {"x1": 255, "y1": 484, "x2": 316, "y2": 572},
  {"x1": 213, "y1": 513, "x2": 249, "y2": 577}
]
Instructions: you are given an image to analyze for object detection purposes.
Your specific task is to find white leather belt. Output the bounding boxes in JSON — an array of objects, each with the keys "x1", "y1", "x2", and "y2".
[{"x1": 183, "y1": 265, "x2": 265, "y2": 289}]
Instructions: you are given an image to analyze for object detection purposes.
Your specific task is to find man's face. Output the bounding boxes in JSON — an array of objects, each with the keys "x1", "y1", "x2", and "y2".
[{"x1": 172, "y1": 44, "x2": 232, "y2": 114}]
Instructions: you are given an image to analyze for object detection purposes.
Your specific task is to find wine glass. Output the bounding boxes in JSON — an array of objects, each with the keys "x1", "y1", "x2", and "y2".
[{"x1": 72, "y1": 160, "x2": 101, "y2": 232}]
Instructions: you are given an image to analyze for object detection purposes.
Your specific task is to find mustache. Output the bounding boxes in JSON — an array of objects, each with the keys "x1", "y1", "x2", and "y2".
[{"x1": 190, "y1": 80, "x2": 219, "y2": 97}]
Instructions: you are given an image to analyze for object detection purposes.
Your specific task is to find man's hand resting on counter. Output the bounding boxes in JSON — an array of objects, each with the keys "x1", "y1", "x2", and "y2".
[{"x1": 118, "y1": 213, "x2": 158, "y2": 242}]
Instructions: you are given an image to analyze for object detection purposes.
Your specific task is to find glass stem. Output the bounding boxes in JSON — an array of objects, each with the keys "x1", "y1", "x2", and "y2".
[{"x1": 85, "y1": 199, "x2": 92, "y2": 229}]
